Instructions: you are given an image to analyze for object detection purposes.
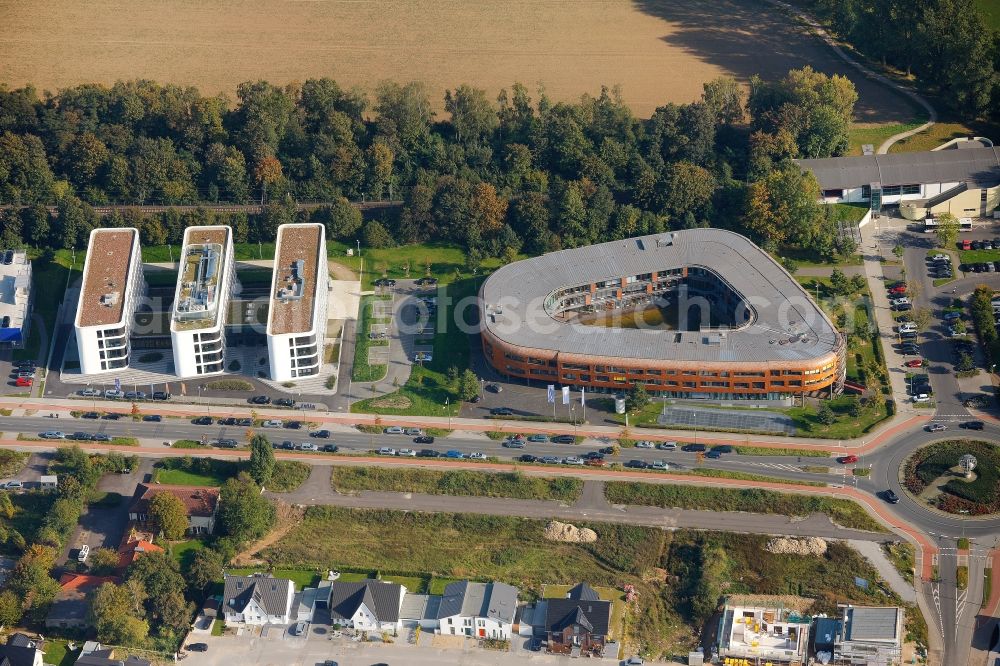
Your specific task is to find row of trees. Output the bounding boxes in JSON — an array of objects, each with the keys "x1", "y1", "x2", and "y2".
[
  {"x1": 803, "y1": 0, "x2": 999, "y2": 119},
  {"x1": 0, "y1": 67, "x2": 858, "y2": 257}
]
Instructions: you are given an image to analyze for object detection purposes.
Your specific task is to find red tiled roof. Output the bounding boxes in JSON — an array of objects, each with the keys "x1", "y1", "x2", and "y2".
[
  {"x1": 117, "y1": 537, "x2": 164, "y2": 570},
  {"x1": 58, "y1": 572, "x2": 119, "y2": 591},
  {"x1": 129, "y1": 483, "x2": 220, "y2": 518}
]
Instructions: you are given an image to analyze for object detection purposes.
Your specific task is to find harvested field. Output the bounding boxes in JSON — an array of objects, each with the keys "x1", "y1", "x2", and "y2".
[{"x1": 0, "y1": 0, "x2": 910, "y2": 120}]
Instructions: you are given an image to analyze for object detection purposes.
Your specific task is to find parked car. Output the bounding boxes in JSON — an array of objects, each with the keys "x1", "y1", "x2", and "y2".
[
  {"x1": 413, "y1": 435, "x2": 435, "y2": 444},
  {"x1": 262, "y1": 419, "x2": 283, "y2": 428},
  {"x1": 79, "y1": 388, "x2": 101, "y2": 397},
  {"x1": 123, "y1": 391, "x2": 146, "y2": 400},
  {"x1": 81, "y1": 412, "x2": 99, "y2": 419},
  {"x1": 635, "y1": 440, "x2": 655, "y2": 449},
  {"x1": 585, "y1": 457, "x2": 606, "y2": 467},
  {"x1": 562, "y1": 456, "x2": 584, "y2": 465},
  {"x1": 92, "y1": 433, "x2": 111, "y2": 442},
  {"x1": 904, "y1": 359, "x2": 924, "y2": 368},
  {"x1": 551, "y1": 435, "x2": 576, "y2": 444},
  {"x1": 142, "y1": 415, "x2": 162, "y2": 422},
  {"x1": 237, "y1": 418, "x2": 253, "y2": 427},
  {"x1": 310, "y1": 430, "x2": 331, "y2": 438},
  {"x1": 657, "y1": 441, "x2": 678, "y2": 451},
  {"x1": 299, "y1": 443, "x2": 319, "y2": 452},
  {"x1": 39, "y1": 431, "x2": 65, "y2": 439},
  {"x1": 77, "y1": 545, "x2": 90, "y2": 562},
  {"x1": 250, "y1": 395, "x2": 272, "y2": 405},
  {"x1": 650, "y1": 460, "x2": 669, "y2": 470},
  {"x1": 192, "y1": 416, "x2": 216, "y2": 426},
  {"x1": 417, "y1": 449, "x2": 439, "y2": 458},
  {"x1": 893, "y1": 303, "x2": 912, "y2": 312},
  {"x1": 468, "y1": 452, "x2": 486, "y2": 460},
  {"x1": 540, "y1": 455, "x2": 560, "y2": 464},
  {"x1": 383, "y1": 426, "x2": 404, "y2": 434},
  {"x1": 214, "y1": 439, "x2": 238, "y2": 448},
  {"x1": 187, "y1": 644, "x2": 208, "y2": 652},
  {"x1": 913, "y1": 394, "x2": 931, "y2": 403},
  {"x1": 518, "y1": 454, "x2": 538, "y2": 463},
  {"x1": 101, "y1": 413, "x2": 122, "y2": 420},
  {"x1": 625, "y1": 459, "x2": 647, "y2": 469},
  {"x1": 713, "y1": 445, "x2": 734, "y2": 454},
  {"x1": 322, "y1": 444, "x2": 339, "y2": 453},
  {"x1": 14, "y1": 377, "x2": 32, "y2": 387},
  {"x1": 373, "y1": 278, "x2": 396, "y2": 287},
  {"x1": 377, "y1": 447, "x2": 396, "y2": 456},
  {"x1": 280, "y1": 441, "x2": 296, "y2": 450},
  {"x1": 4, "y1": 481, "x2": 23, "y2": 490},
  {"x1": 70, "y1": 432, "x2": 92, "y2": 441},
  {"x1": 706, "y1": 450, "x2": 723, "y2": 459},
  {"x1": 444, "y1": 450, "x2": 464, "y2": 459},
  {"x1": 490, "y1": 407, "x2": 513, "y2": 416},
  {"x1": 599, "y1": 446, "x2": 616, "y2": 455},
  {"x1": 943, "y1": 311, "x2": 963, "y2": 321},
  {"x1": 682, "y1": 443, "x2": 707, "y2": 452},
  {"x1": 291, "y1": 622, "x2": 307, "y2": 636},
  {"x1": 527, "y1": 434, "x2": 548, "y2": 442},
  {"x1": 397, "y1": 448, "x2": 417, "y2": 457},
  {"x1": 403, "y1": 428, "x2": 422, "y2": 436},
  {"x1": 151, "y1": 391, "x2": 171, "y2": 400},
  {"x1": 284, "y1": 421, "x2": 302, "y2": 429},
  {"x1": 275, "y1": 398, "x2": 296, "y2": 407},
  {"x1": 485, "y1": 383, "x2": 502, "y2": 393},
  {"x1": 103, "y1": 390, "x2": 125, "y2": 399}
]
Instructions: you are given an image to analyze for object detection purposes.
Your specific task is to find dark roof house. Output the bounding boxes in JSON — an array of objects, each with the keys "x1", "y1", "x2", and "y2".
[
  {"x1": 75, "y1": 652, "x2": 151, "y2": 666},
  {"x1": 221, "y1": 574, "x2": 295, "y2": 620},
  {"x1": 327, "y1": 580, "x2": 404, "y2": 625},
  {"x1": 545, "y1": 583, "x2": 612, "y2": 647},
  {"x1": 436, "y1": 580, "x2": 519, "y2": 624},
  {"x1": 0, "y1": 634, "x2": 40, "y2": 666}
]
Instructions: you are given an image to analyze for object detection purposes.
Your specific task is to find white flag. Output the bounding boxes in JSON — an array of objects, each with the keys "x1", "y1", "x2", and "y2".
[
  {"x1": 547, "y1": 385, "x2": 555, "y2": 403},
  {"x1": 580, "y1": 387, "x2": 586, "y2": 406},
  {"x1": 561, "y1": 386, "x2": 570, "y2": 405}
]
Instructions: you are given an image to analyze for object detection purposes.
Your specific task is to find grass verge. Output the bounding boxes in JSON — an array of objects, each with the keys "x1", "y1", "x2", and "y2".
[
  {"x1": 882, "y1": 542, "x2": 915, "y2": 585},
  {"x1": 331, "y1": 466, "x2": 583, "y2": 501},
  {"x1": 732, "y1": 446, "x2": 830, "y2": 457},
  {"x1": 605, "y1": 482, "x2": 886, "y2": 532},
  {"x1": 351, "y1": 295, "x2": 389, "y2": 382},
  {"x1": 268, "y1": 460, "x2": 311, "y2": 492}
]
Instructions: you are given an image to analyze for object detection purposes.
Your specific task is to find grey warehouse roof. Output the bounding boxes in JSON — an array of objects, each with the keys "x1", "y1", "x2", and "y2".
[
  {"x1": 797, "y1": 146, "x2": 1000, "y2": 190},
  {"x1": 437, "y1": 580, "x2": 519, "y2": 623},
  {"x1": 843, "y1": 606, "x2": 901, "y2": 642},
  {"x1": 479, "y1": 229, "x2": 840, "y2": 364}
]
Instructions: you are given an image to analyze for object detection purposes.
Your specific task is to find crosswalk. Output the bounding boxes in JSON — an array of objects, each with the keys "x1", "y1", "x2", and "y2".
[{"x1": 720, "y1": 460, "x2": 824, "y2": 473}]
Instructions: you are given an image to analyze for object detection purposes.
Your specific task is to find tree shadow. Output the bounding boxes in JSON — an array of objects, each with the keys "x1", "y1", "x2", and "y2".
[{"x1": 632, "y1": 0, "x2": 916, "y2": 122}]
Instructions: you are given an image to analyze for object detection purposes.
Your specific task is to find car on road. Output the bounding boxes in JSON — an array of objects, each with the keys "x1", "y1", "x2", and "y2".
[
  {"x1": 77, "y1": 545, "x2": 90, "y2": 562},
  {"x1": 713, "y1": 445, "x2": 734, "y2": 454},
  {"x1": 518, "y1": 454, "x2": 538, "y2": 463},
  {"x1": 527, "y1": 434, "x2": 548, "y2": 442},
  {"x1": 383, "y1": 426, "x2": 404, "y2": 435},
  {"x1": 682, "y1": 443, "x2": 707, "y2": 452},
  {"x1": 79, "y1": 388, "x2": 101, "y2": 397},
  {"x1": 502, "y1": 438, "x2": 524, "y2": 448},
  {"x1": 81, "y1": 412, "x2": 99, "y2": 419},
  {"x1": 540, "y1": 455, "x2": 560, "y2": 464},
  {"x1": 485, "y1": 383, "x2": 502, "y2": 393},
  {"x1": 417, "y1": 449, "x2": 439, "y2": 458},
  {"x1": 397, "y1": 448, "x2": 416, "y2": 457},
  {"x1": 635, "y1": 440, "x2": 654, "y2": 449},
  {"x1": 310, "y1": 430, "x2": 331, "y2": 438},
  {"x1": 468, "y1": 452, "x2": 487, "y2": 460},
  {"x1": 39, "y1": 431, "x2": 65, "y2": 439},
  {"x1": 142, "y1": 415, "x2": 162, "y2": 422},
  {"x1": 490, "y1": 407, "x2": 513, "y2": 416},
  {"x1": 882, "y1": 489, "x2": 900, "y2": 504},
  {"x1": 376, "y1": 447, "x2": 396, "y2": 456},
  {"x1": 92, "y1": 433, "x2": 111, "y2": 442},
  {"x1": 250, "y1": 395, "x2": 271, "y2": 405},
  {"x1": 599, "y1": 446, "x2": 616, "y2": 455},
  {"x1": 904, "y1": 359, "x2": 923, "y2": 368},
  {"x1": 444, "y1": 450, "x2": 464, "y2": 459},
  {"x1": 625, "y1": 459, "x2": 647, "y2": 469},
  {"x1": 262, "y1": 419, "x2": 283, "y2": 428},
  {"x1": 650, "y1": 460, "x2": 669, "y2": 470},
  {"x1": 551, "y1": 435, "x2": 576, "y2": 444},
  {"x1": 926, "y1": 423, "x2": 947, "y2": 432},
  {"x1": 838, "y1": 454, "x2": 859, "y2": 464},
  {"x1": 705, "y1": 450, "x2": 723, "y2": 459},
  {"x1": 960, "y1": 421, "x2": 985, "y2": 430},
  {"x1": 414, "y1": 435, "x2": 435, "y2": 444}
]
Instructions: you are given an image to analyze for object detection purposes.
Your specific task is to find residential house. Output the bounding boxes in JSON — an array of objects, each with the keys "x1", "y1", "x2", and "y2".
[
  {"x1": 45, "y1": 573, "x2": 119, "y2": 629},
  {"x1": 74, "y1": 643, "x2": 151, "y2": 666},
  {"x1": 116, "y1": 530, "x2": 163, "y2": 571},
  {"x1": 127, "y1": 484, "x2": 219, "y2": 535},
  {"x1": 327, "y1": 580, "x2": 405, "y2": 633},
  {"x1": 716, "y1": 600, "x2": 811, "y2": 664},
  {"x1": 0, "y1": 634, "x2": 42, "y2": 666},
  {"x1": 221, "y1": 574, "x2": 295, "y2": 625},
  {"x1": 544, "y1": 583, "x2": 612, "y2": 657},
  {"x1": 436, "y1": 580, "x2": 519, "y2": 639}
]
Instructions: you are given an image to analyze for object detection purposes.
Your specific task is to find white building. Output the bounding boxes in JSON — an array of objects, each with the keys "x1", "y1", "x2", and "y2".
[
  {"x1": 267, "y1": 223, "x2": 328, "y2": 381},
  {"x1": 716, "y1": 600, "x2": 811, "y2": 664},
  {"x1": 797, "y1": 145, "x2": 1000, "y2": 218},
  {"x1": 170, "y1": 226, "x2": 236, "y2": 378},
  {"x1": 435, "y1": 580, "x2": 519, "y2": 639},
  {"x1": 327, "y1": 579, "x2": 405, "y2": 633},
  {"x1": 74, "y1": 228, "x2": 144, "y2": 375},
  {"x1": 0, "y1": 249, "x2": 32, "y2": 349},
  {"x1": 221, "y1": 574, "x2": 295, "y2": 625}
]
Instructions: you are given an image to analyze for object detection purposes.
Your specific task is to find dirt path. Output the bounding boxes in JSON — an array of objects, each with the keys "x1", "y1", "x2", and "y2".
[
  {"x1": 232, "y1": 501, "x2": 303, "y2": 565},
  {"x1": 329, "y1": 262, "x2": 358, "y2": 281}
]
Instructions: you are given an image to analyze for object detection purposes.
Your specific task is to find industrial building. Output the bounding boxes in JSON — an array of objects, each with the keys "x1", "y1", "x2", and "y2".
[
  {"x1": 479, "y1": 229, "x2": 844, "y2": 400},
  {"x1": 266, "y1": 223, "x2": 328, "y2": 382},
  {"x1": 797, "y1": 144, "x2": 1000, "y2": 219},
  {"x1": 170, "y1": 226, "x2": 236, "y2": 378},
  {"x1": 0, "y1": 249, "x2": 32, "y2": 349},
  {"x1": 74, "y1": 229, "x2": 144, "y2": 375}
]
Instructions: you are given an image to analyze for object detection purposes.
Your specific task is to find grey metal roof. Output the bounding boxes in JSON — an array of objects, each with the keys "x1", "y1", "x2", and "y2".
[
  {"x1": 797, "y1": 147, "x2": 1000, "y2": 190},
  {"x1": 479, "y1": 229, "x2": 840, "y2": 364},
  {"x1": 437, "y1": 580, "x2": 519, "y2": 623},
  {"x1": 843, "y1": 606, "x2": 901, "y2": 642},
  {"x1": 399, "y1": 593, "x2": 441, "y2": 621},
  {"x1": 222, "y1": 574, "x2": 294, "y2": 618},
  {"x1": 327, "y1": 580, "x2": 403, "y2": 624}
]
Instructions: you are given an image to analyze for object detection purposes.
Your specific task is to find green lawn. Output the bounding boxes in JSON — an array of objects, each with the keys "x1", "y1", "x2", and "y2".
[
  {"x1": 169, "y1": 538, "x2": 207, "y2": 569},
  {"x1": 14, "y1": 249, "x2": 80, "y2": 361},
  {"x1": 331, "y1": 467, "x2": 583, "y2": 501},
  {"x1": 848, "y1": 121, "x2": 926, "y2": 155},
  {"x1": 352, "y1": 278, "x2": 479, "y2": 416},
  {"x1": 268, "y1": 460, "x2": 311, "y2": 492},
  {"x1": 428, "y1": 576, "x2": 466, "y2": 595},
  {"x1": 380, "y1": 574, "x2": 428, "y2": 594},
  {"x1": 959, "y1": 249, "x2": 1000, "y2": 264},
  {"x1": 976, "y1": 0, "x2": 1000, "y2": 29},
  {"x1": 889, "y1": 121, "x2": 1000, "y2": 153},
  {"x1": 227, "y1": 567, "x2": 321, "y2": 591},
  {"x1": 787, "y1": 395, "x2": 889, "y2": 439},
  {"x1": 41, "y1": 639, "x2": 76, "y2": 666},
  {"x1": 153, "y1": 458, "x2": 237, "y2": 487}
]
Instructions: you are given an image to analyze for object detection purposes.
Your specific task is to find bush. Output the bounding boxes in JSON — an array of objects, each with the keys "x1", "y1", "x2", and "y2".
[
  {"x1": 904, "y1": 439, "x2": 1000, "y2": 513},
  {"x1": 204, "y1": 379, "x2": 253, "y2": 391},
  {"x1": 957, "y1": 565, "x2": 968, "y2": 590},
  {"x1": 331, "y1": 467, "x2": 582, "y2": 501}
]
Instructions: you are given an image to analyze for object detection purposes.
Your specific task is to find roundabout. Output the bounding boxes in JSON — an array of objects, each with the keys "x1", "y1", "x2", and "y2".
[{"x1": 901, "y1": 440, "x2": 1000, "y2": 516}]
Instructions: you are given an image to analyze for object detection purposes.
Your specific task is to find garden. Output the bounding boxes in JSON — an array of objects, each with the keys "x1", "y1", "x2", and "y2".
[{"x1": 902, "y1": 439, "x2": 1000, "y2": 514}]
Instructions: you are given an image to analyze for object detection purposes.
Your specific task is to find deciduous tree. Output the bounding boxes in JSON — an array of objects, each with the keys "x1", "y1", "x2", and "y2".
[
  {"x1": 149, "y1": 491, "x2": 189, "y2": 540},
  {"x1": 248, "y1": 434, "x2": 276, "y2": 487}
]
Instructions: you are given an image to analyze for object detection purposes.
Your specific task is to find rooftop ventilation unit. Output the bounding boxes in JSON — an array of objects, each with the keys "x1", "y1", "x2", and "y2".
[
  {"x1": 99, "y1": 292, "x2": 120, "y2": 307},
  {"x1": 656, "y1": 233, "x2": 675, "y2": 247}
]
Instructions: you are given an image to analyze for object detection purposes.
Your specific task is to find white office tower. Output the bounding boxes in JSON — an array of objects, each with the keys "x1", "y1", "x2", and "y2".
[
  {"x1": 74, "y1": 228, "x2": 144, "y2": 375},
  {"x1": 267, "y1": 223, "x2": 328, "y2": 381},
  {"x1": 170, "y1": 226, "x2": 236, "y2": 378}
]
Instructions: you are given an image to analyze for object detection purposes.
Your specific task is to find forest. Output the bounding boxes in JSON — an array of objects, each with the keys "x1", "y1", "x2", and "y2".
[{"x1": 0, "y1": 67, "x2": 861, "y2": 262}]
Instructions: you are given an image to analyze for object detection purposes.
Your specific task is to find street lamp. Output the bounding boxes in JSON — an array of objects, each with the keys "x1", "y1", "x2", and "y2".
[{"x1": 444, "y1": 396, "x2": 451, "y2": 429}]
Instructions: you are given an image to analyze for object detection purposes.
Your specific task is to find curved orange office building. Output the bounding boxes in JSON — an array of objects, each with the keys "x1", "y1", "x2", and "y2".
[{"x1": 479, "y1": 230, "x2": 845, "y2": 400}]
